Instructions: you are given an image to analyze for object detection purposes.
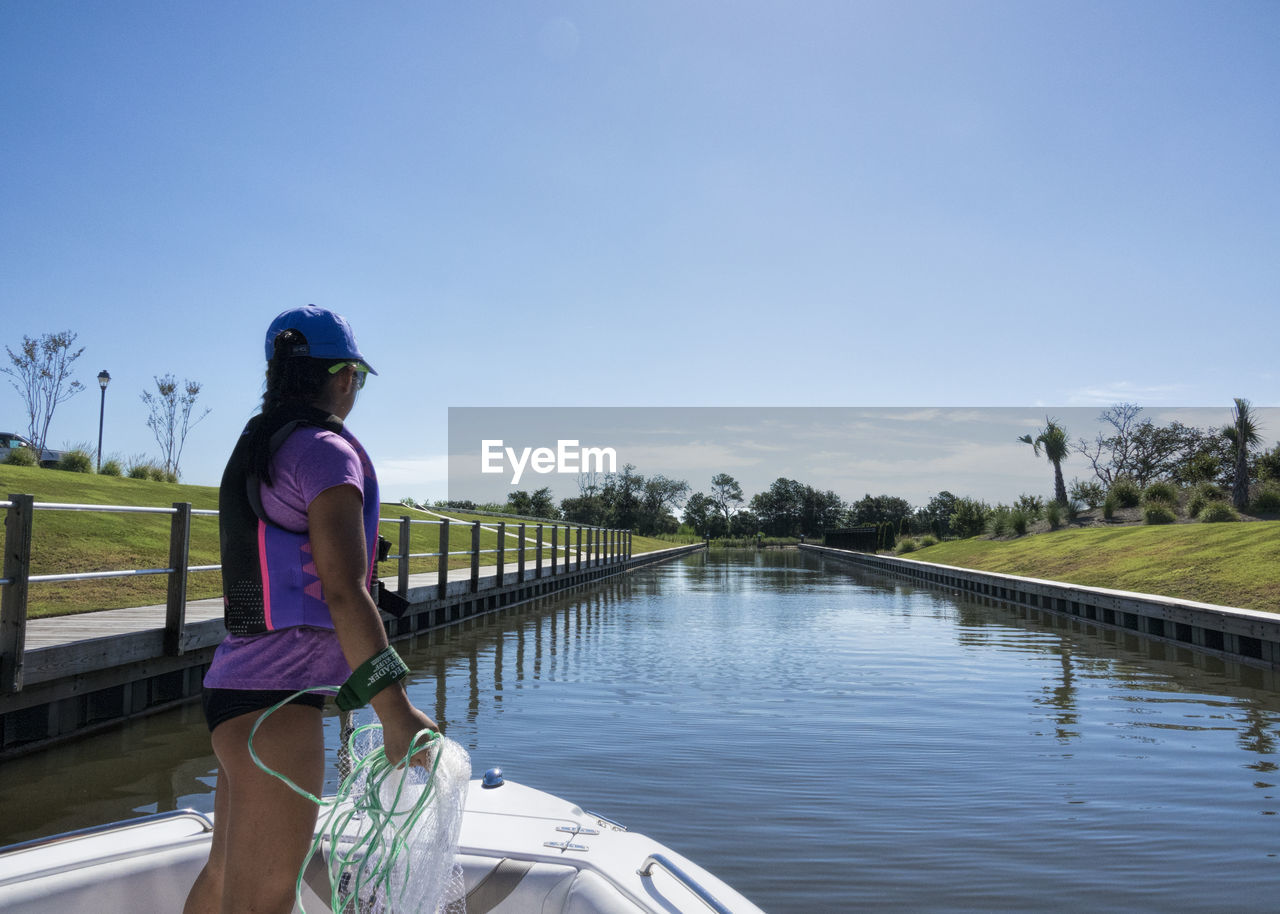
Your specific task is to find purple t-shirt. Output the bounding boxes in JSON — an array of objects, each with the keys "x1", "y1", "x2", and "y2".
[{"x1": 203, "y1": 426, "x2": 368, "y2": 692}]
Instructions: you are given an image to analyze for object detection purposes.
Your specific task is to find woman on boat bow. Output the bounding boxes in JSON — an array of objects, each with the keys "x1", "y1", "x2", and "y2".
[{"x1": 184, "y1": 305, "x2": 437, "y2": 914}]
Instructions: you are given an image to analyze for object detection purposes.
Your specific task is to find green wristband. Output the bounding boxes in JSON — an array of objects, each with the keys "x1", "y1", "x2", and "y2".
[{"x1": 335, "y1": 646, "x2": 410, "y2": 711}]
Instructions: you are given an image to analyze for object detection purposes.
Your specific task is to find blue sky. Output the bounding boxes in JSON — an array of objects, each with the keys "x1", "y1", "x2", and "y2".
[{"x1": 3, "y1": 2, "x2": 1276, "y2": 507}]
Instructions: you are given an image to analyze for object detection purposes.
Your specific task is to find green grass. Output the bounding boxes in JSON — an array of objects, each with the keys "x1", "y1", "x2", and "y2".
[
  {"x1": 3, "y1": 465, "x2": 223, "y2": 617},
  {"x1": 908, "y1": 523, "x2": 1280, "y2": 611},
  {"x1": 2, "y1": 467, "x2": 683, "y2": 618}
]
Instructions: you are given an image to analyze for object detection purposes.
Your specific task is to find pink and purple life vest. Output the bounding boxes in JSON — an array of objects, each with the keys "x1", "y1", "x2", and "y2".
[{"x1": 218, "y1": 405, "x2": 380, "y2": 636}]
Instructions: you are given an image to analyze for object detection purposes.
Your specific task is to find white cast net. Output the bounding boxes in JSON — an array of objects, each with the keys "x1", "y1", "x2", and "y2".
[
  {"x1": 247, "y1": 693, "x2": 471, "y2": 914},
  {"x1": 318, "y1": 724, "x2": 471, "y2": 914}
]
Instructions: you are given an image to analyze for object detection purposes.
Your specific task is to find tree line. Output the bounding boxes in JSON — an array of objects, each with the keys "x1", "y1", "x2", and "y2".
[{"x1": 429, "y1": 401, "x2": 1278, "y2": 542}]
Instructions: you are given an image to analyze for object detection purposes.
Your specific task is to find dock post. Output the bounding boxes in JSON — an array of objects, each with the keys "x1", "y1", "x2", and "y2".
[
  {"x1": 1, "y1": 494, "x2": 34, "y2": 694},
  {"x1": 576, "y1": 526, "x2": 583, "y2": 571},
  {"x1": 518, "y1": 524, "x2": 526, "y2": 582},
  {"x1": 437, "y1": 519, "x2": 449, "y2": 600},
  {"x1": 535, "y1": 525, "x2": 544, "y2": 579},
  {"x1": 164, "y1": 502, "x2": 191, "y2": 656},
  {"x1": 397, "y1": 516, "x2": 411, "y2": 596},
  {"x1": 551, "y1": 525, "x2": 558, "y2": 575},
  {"x1": 470, "y1": 522, "x2": 480, "y2": 593},
  {"x1": 496, "y1": 522, "x2": 505, "y2": 587}
]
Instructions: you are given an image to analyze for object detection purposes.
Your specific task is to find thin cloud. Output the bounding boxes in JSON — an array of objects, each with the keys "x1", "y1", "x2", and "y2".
[
  {"x1": 1065, "y1": 382, "x2": 1189, "y2": 406},
  {"x1": 378, "y1": 455, "x2": 449, "y2": 487}
]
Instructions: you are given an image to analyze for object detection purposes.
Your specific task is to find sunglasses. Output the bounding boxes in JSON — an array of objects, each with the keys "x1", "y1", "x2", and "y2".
[{"x1": 328, "y1": 361, "x2": 370, "y2": 390}]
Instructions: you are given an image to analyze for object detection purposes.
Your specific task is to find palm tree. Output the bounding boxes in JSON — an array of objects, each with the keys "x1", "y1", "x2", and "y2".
[
  {"x1": 1224, "y1": 398, "x2": 1261, "y2": 511},
  {"x1": 1019, "y1": 417, "x2": 1070, "y2": 507}
]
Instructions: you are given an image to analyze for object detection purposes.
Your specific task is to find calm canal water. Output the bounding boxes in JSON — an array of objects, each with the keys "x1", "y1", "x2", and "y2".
[{"x1": 4, "y1": 548, "x2": 1280, "y2": 912}]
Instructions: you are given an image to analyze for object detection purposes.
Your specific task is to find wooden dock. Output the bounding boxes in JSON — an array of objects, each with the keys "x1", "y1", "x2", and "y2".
[{"x1": 0, "y1": 543, "x2": 705, "y2": 758}]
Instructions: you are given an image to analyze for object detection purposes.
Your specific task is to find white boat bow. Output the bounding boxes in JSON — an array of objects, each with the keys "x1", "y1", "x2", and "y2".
[{"x1": 0, "y1": 773, "x2": 766, "y2": 914}]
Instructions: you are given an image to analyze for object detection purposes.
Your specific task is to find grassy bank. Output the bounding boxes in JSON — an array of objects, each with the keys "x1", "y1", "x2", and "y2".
[
  {"x1": 905, "y1": 523, "x2": 1280, "y2": 611},
  {"x1": 0, "y1": 467, "x2": 681, "y2": 618}
]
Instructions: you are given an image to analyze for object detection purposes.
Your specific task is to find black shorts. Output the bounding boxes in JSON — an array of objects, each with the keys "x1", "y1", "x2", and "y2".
[{"x1": 201, "y1": 687, "x2": 327, "y2": 732}]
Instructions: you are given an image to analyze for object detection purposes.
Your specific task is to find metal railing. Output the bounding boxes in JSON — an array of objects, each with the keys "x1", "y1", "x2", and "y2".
[
  {"x1": 1, "y1": 494, "x2": 632, "y2": 695},
  {"x1": 0, "y1": 808, "x2": 214, "y2": 857},
  {"x1": 636, "y1": 853, "x2": 734, "y2": 914}
]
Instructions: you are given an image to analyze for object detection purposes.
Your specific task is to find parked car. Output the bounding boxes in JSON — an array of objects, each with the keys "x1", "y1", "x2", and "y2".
[{"x1": 0, "y1": 432, "x2": 66, "y2": 468}]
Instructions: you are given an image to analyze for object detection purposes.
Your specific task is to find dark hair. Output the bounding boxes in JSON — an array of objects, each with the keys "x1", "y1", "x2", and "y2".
[
  {"x1": 247, "y1": 328, "x2": 347, "y2": 484},
  {"x1": 261, "y1": 329, "x2": 348, "y2": 413}
]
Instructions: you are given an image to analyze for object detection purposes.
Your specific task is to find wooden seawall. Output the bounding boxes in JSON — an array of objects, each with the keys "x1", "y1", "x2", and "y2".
[{"x1": 0, "y1": 529, "x2": 704, "y2": 759}]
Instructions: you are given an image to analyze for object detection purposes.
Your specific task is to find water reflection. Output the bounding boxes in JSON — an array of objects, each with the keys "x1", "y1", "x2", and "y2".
[
  {"x1": 837, "y1": 557, "x2": 1280, "y2": 750},
  {"x1": 363, "y1": 588, "x2": 602, "y2": 738},
  {"x1": 0, "y1": 701, "x2": 216, "y2": 844}
]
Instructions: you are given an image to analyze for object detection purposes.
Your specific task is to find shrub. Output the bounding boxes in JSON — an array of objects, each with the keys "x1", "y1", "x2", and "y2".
[
  {"x1": 989, "y1": 506, "x2": 1011, "y2": 537},
  {"x1": 1200, "y1": 501, "x2": 1239, "y2": 523},
  {"x1": 56, "y1": 448, "x2": 94, "y2": 473},
  {"x1": 3, "y1": 446, "x2": 37, "y2": 467},
  {"x1": 1259, "y1": 445, "x2": 1280, "y2": 483},
  {"x1": 99, "y1": 457, "x2": 123, "y2": 477},
  {"x1": 1250, "y1": 486, "x2": 1280, "y2": 514},
  {"x1": 918, "y1": 534, "x2": 939, "y2": 548},
  {"x1": 1014, "y1": 494, "x2": 1044, "y2": 521},
  {"x1": 126, "y1": 459, "x2": 178, "y2": 483},
  {"x1": 1069, "y1": 478, "x2": 1106, "y2": 508},
  {"x1": 950, "y1": 497, "x2": 991, "y2": 539},
  {"x1": 1193, "y1": 481, "x2": 1224, "y2": 501},
  {"x1": 1010, "y1": 509, "x2": 1029, "y2": 536},
  {"x1": 1110, "y1": 477, "x2": 1141, "y2": 508},
  {"x1": 1142, "y1": 481, "x2": 1179, "y2": 506},
  {"x1": 1065, "y1": 499, "x2": 1083, "y2": 523},
  {"x1": 1187, "y1": 482, "x2": 1225, "y2": 518},
  {"x1": 1144, "y1": 504, "x2": 1177, "y2": 525},
  {"x1": 896, "y1": 538, "x2": 917, "y2": 554},
  {"x1": 1045, "y1": 500, "x2": 1063, "y2": 530},
  {"x1": 1103, "y1": 492, "x2": 1117, "y2": 521},
  {"x1": 126, "y1": 454, "x2": 153, "y2": 478}
]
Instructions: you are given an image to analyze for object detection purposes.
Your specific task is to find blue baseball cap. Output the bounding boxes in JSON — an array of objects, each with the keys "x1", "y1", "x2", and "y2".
[{"x1": 264, "y1": 305, "x2": 377, "y2": 374}]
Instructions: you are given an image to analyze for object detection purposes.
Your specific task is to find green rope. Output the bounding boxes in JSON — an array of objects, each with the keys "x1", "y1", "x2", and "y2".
[{"x1": 247, "y1": 687, "x2": 446, "y2": 913}]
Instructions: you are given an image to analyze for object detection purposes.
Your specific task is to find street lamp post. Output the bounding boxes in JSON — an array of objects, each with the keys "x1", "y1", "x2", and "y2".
[{"x1": 96, "y1": 370, "x2": 111, "y2": 471}]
